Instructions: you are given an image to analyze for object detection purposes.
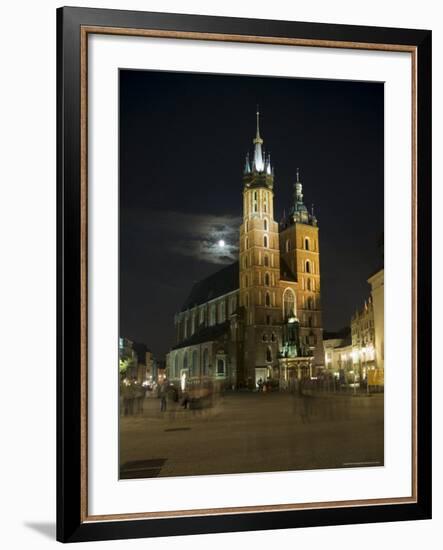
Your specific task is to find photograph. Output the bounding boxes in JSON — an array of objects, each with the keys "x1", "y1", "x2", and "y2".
[{"x1": 118, "y1": 69, "x2": 385, "y2": 480}]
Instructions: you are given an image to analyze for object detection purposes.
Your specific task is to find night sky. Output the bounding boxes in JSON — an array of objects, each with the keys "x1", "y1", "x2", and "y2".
[{"x1": 119, "y1": 69, "x2": 384, "y2": 359}]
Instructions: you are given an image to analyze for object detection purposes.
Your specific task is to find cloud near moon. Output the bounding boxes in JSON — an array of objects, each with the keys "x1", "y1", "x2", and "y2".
[{"x1": 122, "y1": 208, "x2": 240, "y2": 266}]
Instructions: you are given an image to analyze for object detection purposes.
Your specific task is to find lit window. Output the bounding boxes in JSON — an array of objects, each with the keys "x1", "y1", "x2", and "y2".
[
  {"x1": 202, "y1": 349, "x2": 209, "y2": 376},
  {"x1": 217, "y1": 358, "x2": 225, "y2": 376},
  {"x1": 174, "y1": 355, "x2": 179, "y2": 378},
  {"x1": 210, "y1": 305, "x2": 216, "y2": 325},
  {"x1": 192, "y1": 350, "x2": 198, "y2": 377},
  {"x1": 219, "y1": 301, "x2": 226, "y2": 322},
  {"x1": 283, "y1": 289, "x2": 295, "y2": 319}
]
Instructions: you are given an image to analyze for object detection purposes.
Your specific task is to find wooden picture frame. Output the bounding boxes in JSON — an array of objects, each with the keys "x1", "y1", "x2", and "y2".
[{"x1": 57, "y1": 6, "x2": 431, "y2": 542}]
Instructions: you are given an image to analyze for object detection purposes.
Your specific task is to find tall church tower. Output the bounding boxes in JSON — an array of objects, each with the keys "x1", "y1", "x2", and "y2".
[
  {"x1": 239, "y1": 110, "x2": 283, "y2": 386},
  {"x1": 279, "y1": 170, "x2": 324, "y2": 369}
]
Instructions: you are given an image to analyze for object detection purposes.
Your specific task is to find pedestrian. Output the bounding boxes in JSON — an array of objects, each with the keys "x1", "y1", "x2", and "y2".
[
  {"x1": 135, "y1": 383, "x2": 147, "y2": 415},
  {"x1": 257, "y1": 378, "x2": 263, "y2": 392},
  {"x1": 159, "y1": 380, "x2": 168, "y2": 412},
  {"x1": 122, "y1": 379, "x2": 135, "y2": 416}
]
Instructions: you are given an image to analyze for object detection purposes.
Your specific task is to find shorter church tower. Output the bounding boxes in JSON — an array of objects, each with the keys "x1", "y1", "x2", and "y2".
[{"x1": 279, "y1": 169, "x2": 324, "y2": 369}]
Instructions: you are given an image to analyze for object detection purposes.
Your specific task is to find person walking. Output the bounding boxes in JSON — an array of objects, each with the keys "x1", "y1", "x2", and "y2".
[
  {"x1": 122, "y1": 379, "x2": 135, "y2": 416},
  {"x1": 135, "y1": 383, "x2": 147, "y2": 415},
  {"x1": 159, "y1": 380, "x2": 168, "y2": 412}
]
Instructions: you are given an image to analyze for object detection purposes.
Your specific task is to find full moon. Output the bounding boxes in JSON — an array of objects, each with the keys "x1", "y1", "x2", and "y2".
[{"x1": 218, "y1": 239, "x2": 225, "y2": 248}]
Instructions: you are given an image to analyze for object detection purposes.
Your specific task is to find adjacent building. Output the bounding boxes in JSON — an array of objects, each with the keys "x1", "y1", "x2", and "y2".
[
  {"x1": 323, "y1": 267, "x2": 384, "y2": 390},
  {"x1": 368, "y1": 268, "x2": 384, "y2": 386},
  {"x1": 119, "y1": 338, "x2": 155, "y2": 384}
]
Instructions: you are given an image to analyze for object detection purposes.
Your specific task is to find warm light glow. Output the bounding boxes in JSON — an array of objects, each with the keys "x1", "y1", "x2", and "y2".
[{"x1": 218, "y1": 239, "x2": 225, "y2": 248}]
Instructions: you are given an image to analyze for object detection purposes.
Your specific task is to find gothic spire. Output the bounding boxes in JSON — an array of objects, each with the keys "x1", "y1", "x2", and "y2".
[
  {"x1": 253, "y1": 106, "x2": 263, "y2": 145},
  {"x1": 252, "y1": 106, "x2": 264, "y2": 172}
]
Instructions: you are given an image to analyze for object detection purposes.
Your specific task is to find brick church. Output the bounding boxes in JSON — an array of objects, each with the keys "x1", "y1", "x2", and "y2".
[{"x1": 166, "y1": 111, "x2": 324, "y2": 390}]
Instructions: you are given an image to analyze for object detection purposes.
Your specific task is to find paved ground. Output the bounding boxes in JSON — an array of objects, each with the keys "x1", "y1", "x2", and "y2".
[{"x1": 119, "y1": 391, "x2": 384, "y2": 479}]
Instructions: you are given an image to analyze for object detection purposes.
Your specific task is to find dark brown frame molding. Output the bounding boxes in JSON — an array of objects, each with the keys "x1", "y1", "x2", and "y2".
[{"x1": 57, "y1": 6, "x2": 431, "y2": 542}]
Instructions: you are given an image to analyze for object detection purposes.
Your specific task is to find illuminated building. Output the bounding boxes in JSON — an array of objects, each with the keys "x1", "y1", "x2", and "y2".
[
  {"x1": 367, "y1": 268, "x2": 384, "y2": 386},
  {"x1": 166, "y1": 111, "x2": 324, "y2": 389}
]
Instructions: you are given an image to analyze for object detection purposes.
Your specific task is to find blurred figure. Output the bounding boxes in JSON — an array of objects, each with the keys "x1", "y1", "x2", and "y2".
[
  {"x1": 159, "y1": 379, "x2": 168, "y2": 412},
  {"x1": 121, "y1": 379, "x2": 136, "y2": 416},
  {"x1": 135, "y1": 383, "x2": 147, "y2": 415},
  {"x1": 257, "y1": 378, "x2": 263, "y2": 392}
]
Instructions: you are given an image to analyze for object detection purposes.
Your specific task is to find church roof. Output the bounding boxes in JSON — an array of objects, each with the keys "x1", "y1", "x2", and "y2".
[
  {"x1": 181, "y1": 262, "x2": 239, "y2": 312},
  {"x1": 181, "y1": 254, "x2": 297, "y2": 313},
  {"x1": 172, "y1": 321, "x2": 230, "y2": 350}
]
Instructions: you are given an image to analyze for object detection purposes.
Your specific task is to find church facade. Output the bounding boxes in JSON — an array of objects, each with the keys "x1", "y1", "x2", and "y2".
[{"x1": 166, "y1": 112, "x2": 324, "y2": 390}]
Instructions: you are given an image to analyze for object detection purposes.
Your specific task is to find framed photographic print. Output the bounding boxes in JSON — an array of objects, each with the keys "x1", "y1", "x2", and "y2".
[{"x1": 57, "y1": 6, "x2": 432, "y2": 543}]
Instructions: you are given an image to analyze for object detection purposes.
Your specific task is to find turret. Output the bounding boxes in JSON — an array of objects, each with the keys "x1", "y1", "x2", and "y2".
[{"x1": 243, "y1": 108, "x2": 274, "y2": 190}]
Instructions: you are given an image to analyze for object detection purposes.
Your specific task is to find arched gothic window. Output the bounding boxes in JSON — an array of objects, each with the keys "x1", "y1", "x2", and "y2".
[
  {"x1": 219, "y1": 301, "x2": 226, "y2": 322},
  {"x1": 305, "y1": 260, "x2": 311, "y2": 273},
  {"x1": 264, "y1": 218, "x2": 268, "y2": 231},
  {"x1": 210, "y1": 304, "x2": 216, "y2": 325},
  {"x1": 174, "y1": 354, "x2": 179, "y2": 378},
  {"x1": 264, "y1": 254, "x2": 269, "y2": 267},
  {"x1": 202, "y1": 349, "x2": 209, "y2": 376},
  {"x1": 264, "y1": 235, "x2": 268, "y2": 248},
  {"x1": 305, "y1": 237, "x2": 310, "y2": 250},
  {"x1": 283, "y1": 288, "x2": 296, "y2": 319},
  {"x1": 266, "y1": 347, "x2": 272, "y2": 362},
  {"x1": 264, "y1": 273, "x2": 270, "y2": 286},
  {"x1": 192, "y1": 350, "x2": 198, "y2": 377},
  {"x1": 265, "y1": 292, "x2": 271, "y2": 307}
]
